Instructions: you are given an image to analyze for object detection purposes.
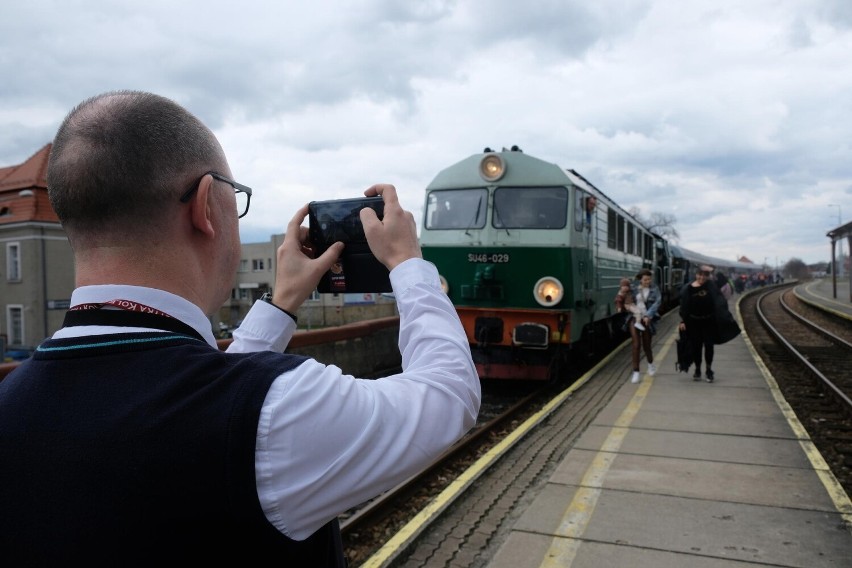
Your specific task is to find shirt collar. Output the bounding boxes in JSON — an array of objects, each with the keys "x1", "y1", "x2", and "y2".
[{"x1": 59, "y1": 285, "x2": 218, "y2": 347}]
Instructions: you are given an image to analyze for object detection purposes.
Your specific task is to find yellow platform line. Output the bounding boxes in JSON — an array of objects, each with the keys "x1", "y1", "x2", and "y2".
[
  {"x1": 539, "y1": 332, "x2": 675, "y2": 567},
  {"x1": 734, "y1": 300, "x2": 852, "y2": 529}
]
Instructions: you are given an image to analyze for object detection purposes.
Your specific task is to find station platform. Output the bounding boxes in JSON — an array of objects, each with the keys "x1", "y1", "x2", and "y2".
[
  {"x1": 795, "y1": 277, "x2": 852, "y2": 320},
  {"x1": 486, "y1": 294, "x2": 852, "y2": 567}
]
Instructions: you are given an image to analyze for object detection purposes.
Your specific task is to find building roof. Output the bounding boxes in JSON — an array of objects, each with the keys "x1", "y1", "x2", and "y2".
[
  {"x1": 0, "y1": 143, "x2": 50, "y2": 190},
  {"x1": 0, "y1": 143, "x2": 59, "y2": 225}
]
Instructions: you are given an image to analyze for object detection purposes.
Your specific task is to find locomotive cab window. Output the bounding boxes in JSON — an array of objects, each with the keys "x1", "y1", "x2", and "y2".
[
  {"x1": 425, "y1": 188, "x2": 487, "y2": 230},
  {"x1": 575, "y1": 193, "x2": 597, "y2": 231},
  {"x1": 493, "y1": 187, "x2": 567, "y2": 229}
]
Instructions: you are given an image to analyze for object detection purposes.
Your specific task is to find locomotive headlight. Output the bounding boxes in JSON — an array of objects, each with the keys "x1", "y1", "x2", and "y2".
[
  {"x1": 479, "y1": 153, "x2": 506, "y2": 182},
  {"x1": 439, "y1": 274, "x2": 450, "y2": 295},
  {"x1": 533, "y1": 276, "x2": 564, "y2": 307}
]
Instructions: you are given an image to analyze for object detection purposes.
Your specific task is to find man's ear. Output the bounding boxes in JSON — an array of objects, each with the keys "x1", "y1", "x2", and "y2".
[{"x1": 188, "y1": 174, "x2": 216, "y2": 238}]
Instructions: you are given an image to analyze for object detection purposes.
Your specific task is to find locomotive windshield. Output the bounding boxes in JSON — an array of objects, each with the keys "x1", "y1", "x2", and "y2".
[
  {"x1": 426, "y1": 189, "x2": 487, "y2": 230},
  {"x1": 493, "y1": 187, "x2": 568, "y2": 229}
]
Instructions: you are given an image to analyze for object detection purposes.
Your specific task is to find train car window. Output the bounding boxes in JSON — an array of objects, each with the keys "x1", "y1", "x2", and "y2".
[
  {"x1": 492, "y1": 187, "x2": 567, "y2": 229},
  {"x1": 627, "y1": 223, "x2": 636, "y2": 254},
  {"x1": 425, "y1": 188, "x2": 487, "y2": 230},
  {"x1": 617, "y1": 214, "x2": 625, "y2": 251},
  {"x1": 607, "y1": 209, "x2": 617, "y2": 248}
]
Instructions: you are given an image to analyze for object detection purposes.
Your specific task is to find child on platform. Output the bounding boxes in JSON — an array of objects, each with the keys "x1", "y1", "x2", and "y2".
[{"x1": 615, "y1": 278, "x2": 645, "y2": 331}]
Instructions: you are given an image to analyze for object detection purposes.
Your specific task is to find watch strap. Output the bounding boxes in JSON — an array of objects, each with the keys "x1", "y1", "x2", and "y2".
[{"x1": 260, "y1": 293, "x2": 298, "y2": 323}]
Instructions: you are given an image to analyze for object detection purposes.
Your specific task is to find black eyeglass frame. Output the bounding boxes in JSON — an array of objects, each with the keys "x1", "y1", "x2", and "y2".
[{"x1": 180, "y1": 171, "x2": 252, "y2": 218}]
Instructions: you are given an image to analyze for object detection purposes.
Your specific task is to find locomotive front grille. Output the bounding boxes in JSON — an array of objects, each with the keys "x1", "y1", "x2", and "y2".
[{"x1": 513, "y1": 323, "x2": 549, "y2": 348}]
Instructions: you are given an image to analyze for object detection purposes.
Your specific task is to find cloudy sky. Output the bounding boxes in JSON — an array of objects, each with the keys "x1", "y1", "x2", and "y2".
[{"x1": 2, "y1": 0, "x2": 850, "y2": 266}]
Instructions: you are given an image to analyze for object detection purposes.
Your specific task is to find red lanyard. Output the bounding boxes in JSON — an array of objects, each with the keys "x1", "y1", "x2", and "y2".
[
  {"x1": 63, "y1": 300, "x2": 205, "y2": 342},
  {"x1": 69, "y1": 299, "x2": 174, "y2": 319}
]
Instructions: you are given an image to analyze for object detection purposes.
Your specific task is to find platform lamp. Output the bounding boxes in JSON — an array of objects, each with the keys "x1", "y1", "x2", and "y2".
[{"x1": 828, "y1": 204, "x2": 843, "y2": 278}]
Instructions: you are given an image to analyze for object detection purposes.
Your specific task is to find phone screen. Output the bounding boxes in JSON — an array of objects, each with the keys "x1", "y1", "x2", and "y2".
[
  {"x1": 308, "y1": 196, "x2": 384, "y2": 246},
  {"x1": 308, "y1": 196, "x2": 390, "y2": 293}
]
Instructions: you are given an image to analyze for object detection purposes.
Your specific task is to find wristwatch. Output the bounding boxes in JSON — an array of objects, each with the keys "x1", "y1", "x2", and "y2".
[{"x1": 260, "y1": 293, "x2": 298, "y2": 323}]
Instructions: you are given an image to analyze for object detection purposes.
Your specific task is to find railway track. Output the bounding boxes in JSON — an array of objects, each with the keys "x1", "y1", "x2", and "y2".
[{"x1": 739, "y1": 283, "x2": 852, "y2": 497}]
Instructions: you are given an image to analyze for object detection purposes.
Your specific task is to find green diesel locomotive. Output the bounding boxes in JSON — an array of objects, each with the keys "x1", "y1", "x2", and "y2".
[{"x1": 420, "y1": 146, "x2": 664, "y2": 381}]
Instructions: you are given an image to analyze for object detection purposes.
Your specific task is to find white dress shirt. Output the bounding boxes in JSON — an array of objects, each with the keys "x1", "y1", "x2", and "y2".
[{"x1": 53, "y1": 258, "x2": 480, "y2": 539}]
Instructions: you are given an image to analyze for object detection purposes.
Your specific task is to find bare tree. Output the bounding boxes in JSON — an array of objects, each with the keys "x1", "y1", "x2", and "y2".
[
  {"x1": 628, "y1": 207, "x2": 680, "y2": 241},
  {"x1": 784, "y1": 258, "x2": 809, "y2": 280}
]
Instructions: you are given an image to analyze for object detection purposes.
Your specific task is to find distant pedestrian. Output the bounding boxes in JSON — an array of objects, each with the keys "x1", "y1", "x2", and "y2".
[{"x1": 715, "y1": 271, "x2": 732, "y2": 301}]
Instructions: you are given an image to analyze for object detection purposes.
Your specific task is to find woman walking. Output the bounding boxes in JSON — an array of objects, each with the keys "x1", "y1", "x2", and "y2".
[
  {"x1": 678, "y1": 265, "x2": 739, "y2": 382},
  {"x1": 626, "y1": 268, "x2": 662, "y2": 384}
]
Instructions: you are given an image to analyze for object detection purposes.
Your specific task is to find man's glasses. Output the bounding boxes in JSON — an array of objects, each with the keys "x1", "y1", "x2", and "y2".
[{"x1": 180, "y1": 172, "x2": 252, "y2": 218}]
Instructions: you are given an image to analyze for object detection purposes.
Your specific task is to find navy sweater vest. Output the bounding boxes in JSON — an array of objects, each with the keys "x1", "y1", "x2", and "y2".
[{"x1": 0, "y1": 332, "x2": 346, "y2": 567}]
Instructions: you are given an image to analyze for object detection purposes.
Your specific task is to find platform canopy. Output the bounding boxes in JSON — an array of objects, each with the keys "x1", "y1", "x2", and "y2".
[{"x1": 826, "y1": 220, "x2": 852, "y2": 302}]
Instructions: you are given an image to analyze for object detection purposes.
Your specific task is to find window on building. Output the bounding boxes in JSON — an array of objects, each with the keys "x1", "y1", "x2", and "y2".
[
  {"x1": 6, "y1": 242, "x2": 21, "y2": 281},
  {"x1": 238, "y1": 259, "x2": 248, "y2": 272},
  {"x1": 252, "y1": 259, "x2": 265, "y2": 271},
  {"x1": 7, "y1": 305, "x2": 23, "y2": 345}
]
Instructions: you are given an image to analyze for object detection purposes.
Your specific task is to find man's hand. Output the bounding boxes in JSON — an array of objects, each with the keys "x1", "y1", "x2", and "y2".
[
  {"x1": 272, "y1": 204, "x2": 345, "y2": 314},
  {"x1": 360, "y1": 184, "x2": 422, "y2": 271}
]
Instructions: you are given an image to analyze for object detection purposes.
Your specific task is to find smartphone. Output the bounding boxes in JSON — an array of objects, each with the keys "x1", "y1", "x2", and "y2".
[{"x1": 308, "y1": 196, "x2": 391, "y2": 293}]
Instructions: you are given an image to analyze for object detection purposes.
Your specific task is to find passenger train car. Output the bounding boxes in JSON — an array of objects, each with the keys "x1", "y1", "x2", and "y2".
[
  {"x1": 668, "y1": 244, "x2": 761, "y2": 293},
  {"x1": 419, "y1": 146, "x2": 761, "y2": 381}
]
